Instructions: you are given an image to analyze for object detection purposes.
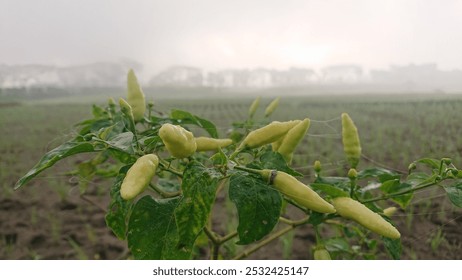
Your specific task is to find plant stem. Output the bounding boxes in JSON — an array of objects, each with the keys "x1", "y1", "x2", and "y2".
[
  {"x1": 215, "y1": 177, "x2": 229, "y2": 196},
  {"x1": 229, "y1": 149, "x2": 242, "y2": 161},
  {"x1": 124, "y1": 116, "x2": 141, "y2": 151},
  {"x1": 203, "y1": 227, "x2": 220, "y2": 260},
  {"x1": 232, "y1": 217, "x2": 309, "y2": 260},
  {"x1": 233, "y1": 226, "x2": 292, "y2": 260},
  {"x1": 149, "y1": 183, "x2": 181, "y2": 198},
  {"x1": 158, "y1": 160, "x2": 183, "y2": 178},
  {"x1": 314, "y1": 226, "x2": 321, "y2": 245},
  {"x1": 278, "y1": 217, "x2": 294, "y2": 225},
  {"x1": 203, "y1": 226, "x2": 219, "y2": 244},
  {"x1": 349, "y1": 179, "x2": 356, "y2": 198},
  {"x1": 360, "y1": 180, "x2": 442, "y2": 204},
  {"x1": 218, "y1": 231, "x2": 238, "y2": 244},
  {"x1": 234, "y1": 165, "x2": 262, "y2": 175},
  {"x1": 211, "y1": 244, "x2": 220, "y2": 260}
]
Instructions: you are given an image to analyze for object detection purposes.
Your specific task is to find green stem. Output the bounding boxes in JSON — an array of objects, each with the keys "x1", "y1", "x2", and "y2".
[
  {"x1": 149, "y1": 183, "x2": 181, "y2": 198},
  {"x1": 125, "y1": 117, "x2": 141, "y2": 152},
  {"x1": 314, "y1": 226, "x2": 322, "y2": 246},
  {"x1": 438, "y1": 160, "x2": 445, "y2": 176},
  {"x1": 360, "y1": 179, "x2": 442, "y2": 204},
  {"x1": 233, "y1": 226, "x2": 292, "y2": 260},
  {"x1": 218, "y1": 231, "x2": 238, "y2": 245},
  {"x1": 158, "y1": 160, "x2": 183, "y2": 178},
  {"x1": 278, "y1": 217, "x2": 294, "y2": 225},
  {"x1": 211, "y1": 244, "x2": 219, "y2": 260},
  {"x1": 203, "y1": 226, "x2": 219, "y2": 244},
  {"x1": 232, "y1": 217, "x2": 309, "y2": 260},
  {"x1": 147, "y1": 104, "x2": 153, "y2": 120},
  {"x1": 234, "y1": 165, "x2": 262, "y2": 176},
  {"x1": 349, "y1": 180, "x2": 356, "y2": 198},
  {"x1": 203, "y1": 227, "x2": 220, "y2": 260},
  {"x1": 229, "y1": 149, "x2": 241, "y2": 161}
]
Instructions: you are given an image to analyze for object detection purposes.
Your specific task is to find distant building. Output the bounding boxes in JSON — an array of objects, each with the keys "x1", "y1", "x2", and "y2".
[
  {"x1": 321, "y1": 64, "x2": 363, "y2": 84},
  {"x1": 149, "y1": 66, "x2": 204, "y2": 87}
]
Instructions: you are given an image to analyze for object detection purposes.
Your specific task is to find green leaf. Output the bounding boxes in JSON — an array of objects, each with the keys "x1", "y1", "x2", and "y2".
[
  {"x1": 105, "y1": 132, "x2": 135, "y2": 154},
  {"x1": 141, "y1": 135, "x2": 163, "y2": 153},
  {"x1": 315, "y1": 176, "x2": 349, "y2": 185},
  {"x1": 171, "y1": 109, "x2": 218, "y2": 138},
  {"x1": 15, "y1": 141, "x2": 97, "y2": 189},
  {"x1": 414, "y1": 158, "x2": 440, "y2": 170},
  {"x1": 127, "y1": 196, "x2": 189, "y2": 260},
  {"x1": 307, "y1": 211, "x2": 325, "y2": 226},
  {"x1": 380, "y1": 180, "x2": 413, "y2": 208},
  {"x1": 105, "y1": 171, "x2": 132, "y2": 239},
  {"x1": 443, "y1": 181, "x2": 462, "y2": 207},
  {"x1": 108, "y1": 149, "x2": 136, "y2": 164},
  {"x1": 314, "y1": 176, "x2": 350, "y2": 193},
  {"x1": 358, "y1": 168, "x2": 400, "y2": 182},
  {"x1": 311, "y1": 183, "x2": 349, "y2": 198},
  {"x1": 174, "y1": 162, "x2": 221, "y2": 252},
  {"x1": 77, "y1": 160, "x2": 96, "y2": 194},
  {"x1": 210, "y1": 148, "x2": 228, "y2": 166},
  {"x1": 325, "y1": 237, "x2": 351, "y2": 253},
  {"x1": 92, "y1": 104, "x2": 109, "y2": 118},
  {"x1": 78, "y1": 161, "x2": 96, "y2": 178},
  {"x1": 96, "y1": 121, "x2": 126, "y2": 141},
  {"x1": 382, "y1": 237, "x2": 401, "y2": 260},
  {"x1": 157, "y1": 178, "x2": 181, "y2": 193},
  {"x1": 229, "y1": 172, "x2": 282, "y2": 245},
  {"x1": 77, "y1": 118, "x2": 113, "y2": 136},
  {"x1": 455, "y1": 170, "x2": 462, "y2": 179},
  {"x1": 406, "y1": 172, "x2": 432, "y2": 185},
  {"x1": 249, "y1": 151, "x2": 302, "y2": 177},
  {"x1": 97, "y1": 132, "x2": 136, "y2": 164}
]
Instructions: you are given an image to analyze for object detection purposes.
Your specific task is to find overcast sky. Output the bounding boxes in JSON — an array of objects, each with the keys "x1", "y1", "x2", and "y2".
[{"x1": 1, "y1": 0, "x2": 462, "y2": 76}]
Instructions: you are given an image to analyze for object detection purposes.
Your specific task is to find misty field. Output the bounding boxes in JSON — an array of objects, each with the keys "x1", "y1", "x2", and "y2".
[{"x1": 1, "y1": 91, "x2": 462, "y2": 259}]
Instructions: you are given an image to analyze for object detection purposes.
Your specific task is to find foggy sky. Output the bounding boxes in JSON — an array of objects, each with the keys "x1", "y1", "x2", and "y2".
[{"x1": 2, "y1": 0, "x2": 462, "y2": 77}]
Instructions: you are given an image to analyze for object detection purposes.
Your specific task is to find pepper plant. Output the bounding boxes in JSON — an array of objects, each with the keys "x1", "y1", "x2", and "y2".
[{"x1": 15, "y1": 70, "x2": 462, "y2": 260}]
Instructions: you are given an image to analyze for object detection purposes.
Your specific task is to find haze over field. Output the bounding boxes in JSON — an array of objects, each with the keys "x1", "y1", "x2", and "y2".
[{"x1": 1, "y1": 0, "x2": 462, "y2": 91}]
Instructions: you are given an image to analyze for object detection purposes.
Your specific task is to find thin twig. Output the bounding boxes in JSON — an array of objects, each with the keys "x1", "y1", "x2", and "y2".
[
  {"x1": 203, "y1": 226, "x2": 219, "y2": 244},
  {"x1": 361, "y1": 154, "x2": 406, "y2": 174},
  {"x1": 218, "y1": 231, "x2": 238, "y2": 244},
  {"x1": 232, "y1": 217, "x2": 309, "y2": 260},
  {"x1": 203, "y1": 227, "x2": 220, "y2": 260},
  {"x1": 232, "y1": 226, "x2": 293, "y2": 260},
  {"x1": 278, "y1": 217, "x2": 295, "y2": 225},
  {"x1": 149, "y1": 183, "x2": 181, "y2": 198},
  {"x1": 360, "y1": 180, "x2": 441, "y2": 204},
  {"x1": 158, "y1": 160, "x2": 183, "y2": 178},
  {"x1": 80, "y1": 194, "x2": 106, "y2": 212}
]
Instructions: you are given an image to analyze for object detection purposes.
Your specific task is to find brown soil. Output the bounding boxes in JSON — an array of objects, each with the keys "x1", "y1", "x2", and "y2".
[
  {"x1": 1, "y1": 179, "x2": 461, "y2": 260},
  {"x1": 0, "y1": 181, "x2": 126, "y2": 260}
]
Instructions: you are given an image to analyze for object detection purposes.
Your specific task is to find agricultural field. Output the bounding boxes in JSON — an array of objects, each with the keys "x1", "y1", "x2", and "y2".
[{"x1": 1, "y1": 89, "x2": 462, "y2": 259}]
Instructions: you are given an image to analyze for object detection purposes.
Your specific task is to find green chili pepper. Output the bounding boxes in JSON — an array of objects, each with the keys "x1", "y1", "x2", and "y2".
[
  {"x1": 332, "y1": 197, "x2": 400, "y2": 239},
  {"x1": 248, "y1": 96, "x2": 261, "y2": 119},
  {"x1": 239, "y1": 120, "x2": 301, "y2": 150},
  {"x1": 120, "y1": 154, "x2": 159, "y2": 200},
  {"x1": 119, "y1": 98, "x2": 134, "y2": 122},
  {"x1": 264, "y1": 97, "x2": 280, "y2": 117},
  {"x1": 341, "y1": 113, "x2": 361, "y2": 168},
  {"x1": 195, "y1": 137, "x2": 233, "y2": 151},
  {"x1": 276, "y1": 118, "x2": 310, "y2": 164},
  {"x1": 259, "y1": 169, "x2": 336, "y2": 214},
  {"x1": 127, "y1": 69, "x2": 146, "y2": 122},
  {"x1": 159, "y1": 123, "x2": 197, "y2": 158},
  {"x1": 313, "y1": 246, "x2": 331, "y2": 260}
]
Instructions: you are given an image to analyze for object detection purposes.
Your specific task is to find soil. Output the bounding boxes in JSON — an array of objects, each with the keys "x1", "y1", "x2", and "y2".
[
  {"x1": 0, "y1": 180, "x2": 127, "y2": 260},
  {"x1": 1, "y1": 178, "x2": 461, "y2": 260}
]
